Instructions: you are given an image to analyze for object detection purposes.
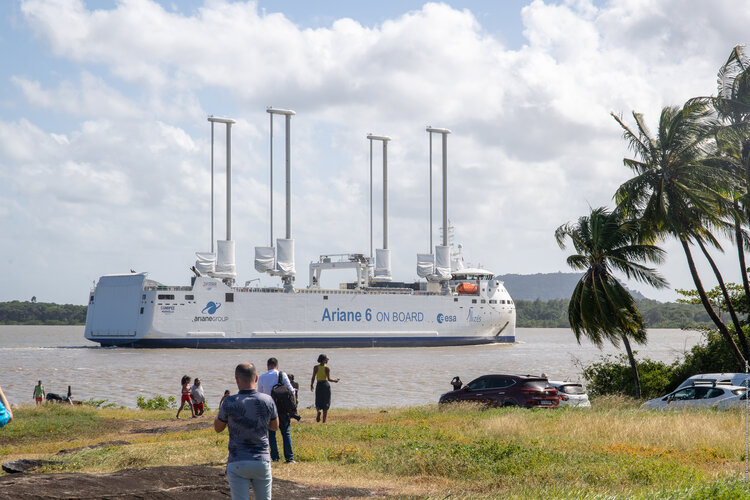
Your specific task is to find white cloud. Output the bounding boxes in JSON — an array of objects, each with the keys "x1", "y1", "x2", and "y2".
[
  {"x1": 3, "y1": 0, "x2": 750, "y2": 303},
  {"x1": 11, "y1": 72, "x2": 140, "y2": 118}
]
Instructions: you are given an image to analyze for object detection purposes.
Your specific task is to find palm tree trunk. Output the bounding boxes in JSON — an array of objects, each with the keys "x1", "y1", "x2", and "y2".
[
  {"x1": 621, "y1": 334, "x2": 641, "y2": 399},
  {"x1": 697, "y1": 238, "x2": 750, "y2": 360},
  {"x1": 735, "y1": 220, "x2": 750, "y2": 323},
  {"x1": 680, "y1": 238, "x2": 746, "y2": 368}
]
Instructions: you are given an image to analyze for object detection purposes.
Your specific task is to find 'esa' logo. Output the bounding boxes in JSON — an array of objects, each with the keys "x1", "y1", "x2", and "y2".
[{"x1": 437, "y1": 313, "x2": 457, "y2": 323}]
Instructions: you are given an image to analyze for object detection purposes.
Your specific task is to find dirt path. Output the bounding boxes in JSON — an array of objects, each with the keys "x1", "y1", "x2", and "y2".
[
  {"x1": 0, "y1": 417, "x2": 387, "y2": 499},
  {"x1": 0, "y1": 465, "x2": 383, "y2": 499}
]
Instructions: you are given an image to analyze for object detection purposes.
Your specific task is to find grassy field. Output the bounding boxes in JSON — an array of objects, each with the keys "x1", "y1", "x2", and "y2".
[{"x1": 2, "y1": 398, "x2": 750, "y2": 498}]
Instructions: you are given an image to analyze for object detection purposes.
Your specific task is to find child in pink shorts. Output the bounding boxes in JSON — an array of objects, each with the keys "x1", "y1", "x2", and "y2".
[{"x1": 176, "y1": 375, "x2": 195, "y2": 419}]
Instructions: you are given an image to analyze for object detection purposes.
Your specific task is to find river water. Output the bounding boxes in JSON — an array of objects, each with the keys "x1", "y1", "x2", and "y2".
[{"x1": 0, "y1": 326, "x2": 703, "y2": 410}]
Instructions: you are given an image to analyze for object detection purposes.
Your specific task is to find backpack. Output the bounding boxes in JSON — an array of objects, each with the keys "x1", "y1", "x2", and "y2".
[{"x1": 271, "y1": 372, "x2": 297, "y2": 416}]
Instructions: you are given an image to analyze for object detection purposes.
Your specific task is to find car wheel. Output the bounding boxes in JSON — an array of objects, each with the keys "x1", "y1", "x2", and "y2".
[{"x1": 502, "y1": 400, "x2": 518, "y2": 407}]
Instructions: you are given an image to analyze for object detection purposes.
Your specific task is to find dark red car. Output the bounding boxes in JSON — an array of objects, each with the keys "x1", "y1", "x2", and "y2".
[{"x1": 439, "y1": 374, "x2": 559, "y2": 408}]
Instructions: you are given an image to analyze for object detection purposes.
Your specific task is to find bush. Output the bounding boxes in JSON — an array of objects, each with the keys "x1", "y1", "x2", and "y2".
[
  {"x1": 582, "y1": 354, "x2": 676, "y2": 400},
  {"x1": 136, "y1": 395, "x2": 177, "y2": 410},
  {"x1": 670, "y1": 330, "x2": 744, "y2": 381}
]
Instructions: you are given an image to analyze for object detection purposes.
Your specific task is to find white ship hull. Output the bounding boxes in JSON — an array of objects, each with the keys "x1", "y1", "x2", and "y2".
[{"x1": 85, "y1": 274, "x2": 516, "y2": 348}]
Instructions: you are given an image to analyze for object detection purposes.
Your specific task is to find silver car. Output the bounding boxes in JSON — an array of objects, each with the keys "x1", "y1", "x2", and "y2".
[
  {"x1": 717, "y1": 392, "x2": 750, "y2": 410},
  {"x1": 548, "y1": 381, "x2": 591, "y2": 408},
  {"x1": 643, "y1": 382, "x2": 746, "y2": 410}
]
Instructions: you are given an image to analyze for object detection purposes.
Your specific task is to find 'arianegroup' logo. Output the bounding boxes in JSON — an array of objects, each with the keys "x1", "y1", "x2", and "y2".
[{"x1": 201, "y1": 301, "x2": 222, "y2": 314}]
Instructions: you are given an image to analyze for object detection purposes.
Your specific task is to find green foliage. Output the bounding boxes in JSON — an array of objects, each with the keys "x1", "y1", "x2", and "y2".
[
  {"x1": 677, "y1": 284, "x2": 747, "y2": 317},
  {"x1": 582, "y1": 354, "x2": 676, "y2": 400},
  {"x1": 136, "y1": 395, "x2": 177, "y2": 410},
  {"x1": 670, "y1": 330, "x2": 743, "y2": 382},
  {"x1": 0, "y1": 300, "x2": 87, "y2": 325}
]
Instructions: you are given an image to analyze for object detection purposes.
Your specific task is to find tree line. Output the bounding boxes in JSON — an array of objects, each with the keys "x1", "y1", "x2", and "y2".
[
  {"x1": 515, "y1": 298, "x2": 714, "y2": 329},
  {"x1": 0, "y1": 301, "x2": 87, "y2": 325}
]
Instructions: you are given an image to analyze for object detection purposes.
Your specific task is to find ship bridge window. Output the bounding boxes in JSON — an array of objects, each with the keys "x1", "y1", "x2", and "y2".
[
  {"x1": 89, "y1": 295, "x2": 94, "y2": 304},
  {"x1": 489, "y1": 300, "x2": 497, "y2": 304},
  {"x1": 454, "y1": 298, "x2": 458, "y2": 302},
  {"x1": 226, "y1": 293, "x2": 234, "y2": 302},
  {"x1": 142, "y1": 294, "x2": 146, "y2": 300},
  {"x1": 158, "y1": 294, "x2": 175, "y2": 300},
  {"x1": 472, "y1": 299, "x2": 477, "y2": 304},
  {"x1": 481, "y1": 299, "x2": 486, "y2": 303},
  {"x1": 185, "y1": 295, "x2": 194, "y2": 301}
]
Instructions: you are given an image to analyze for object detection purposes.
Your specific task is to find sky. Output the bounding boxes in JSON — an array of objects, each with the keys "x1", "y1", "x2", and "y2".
[{"x1": 1, "y1": 0, "x2": 748, "y2": 306}]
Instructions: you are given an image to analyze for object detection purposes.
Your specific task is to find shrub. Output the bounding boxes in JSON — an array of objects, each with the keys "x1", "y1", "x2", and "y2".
[
  {"x1": 581, "y1": 354, "x2": 676, "y2": 399},
  {"x1": 136, "y1": 395, "x2": 177, "y2": 410}
]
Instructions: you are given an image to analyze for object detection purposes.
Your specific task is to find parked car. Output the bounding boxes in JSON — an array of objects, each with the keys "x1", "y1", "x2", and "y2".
[
  {"x1": 717, "y1": 392, "x2": 750, "y2": 410},
  {"x1": 548, "y1": 381, "x2": 591, "y2": 408},
  {"x1": 438, "y1": 374, "x2": 559, "y2": 408},
  {"x1": 642, "y1": 381, "x2": 746, "y2": 410},
  {"x1": 675, "y1": 373, "x2": 750, "y2": 390}
]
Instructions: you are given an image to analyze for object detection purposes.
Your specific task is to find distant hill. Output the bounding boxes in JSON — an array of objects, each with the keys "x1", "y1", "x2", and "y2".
[{"x1": 497, "y1": 272, "x2": 647, "y2": 301}]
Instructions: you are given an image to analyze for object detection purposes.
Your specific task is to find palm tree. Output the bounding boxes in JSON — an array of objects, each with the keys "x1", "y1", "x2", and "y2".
[
  {"x1": 612, "y1": 100, "x2": 748, "y2": 368},
  {"x1": 555, "y1": 206, "x2": 668, "y2": 399},
  {"x1": 712, "y1": 45, "x2": 750, "y2": 326}
]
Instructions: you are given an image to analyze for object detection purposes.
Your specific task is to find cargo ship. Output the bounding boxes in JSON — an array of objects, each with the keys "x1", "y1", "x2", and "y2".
[{"x1": 85, "y1": 110, "x2": 516, "y2": 348}]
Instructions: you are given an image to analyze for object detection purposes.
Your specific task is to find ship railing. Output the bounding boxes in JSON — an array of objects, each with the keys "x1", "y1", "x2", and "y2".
[
  {"x1": 317, "y1": 253, "x2": 368, "y2": 264},
  {"x1": 294, "y1": 287, "x2": 442, "y2": 296},
  {"x1": 141, "y1": 284, "x2": 444, "y2": 296},
  {"x1": 231, "y1": 287, "x2": 284, "y2": 293},
  {"x1": 144, "y1": 285, "x2": 193, "y2": 291}
]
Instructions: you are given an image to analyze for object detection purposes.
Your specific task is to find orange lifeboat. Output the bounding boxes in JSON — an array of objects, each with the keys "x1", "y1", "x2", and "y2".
[{"x1": 457, "y1": 282, "x2": 478, "y2": 295}]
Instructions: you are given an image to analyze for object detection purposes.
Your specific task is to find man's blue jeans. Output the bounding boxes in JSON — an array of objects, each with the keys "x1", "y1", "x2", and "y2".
[
  {"x1": 268, "y1": 413, "x2": 293, "y2": 462},
  {"x1": 226, "y1": 459, "x2": 272, "y2": 500}
]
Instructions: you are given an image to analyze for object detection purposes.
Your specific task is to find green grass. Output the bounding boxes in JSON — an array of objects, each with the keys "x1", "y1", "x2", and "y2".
[{"x1": 3, "y1": 402, "x2": 750, "y2": 498}]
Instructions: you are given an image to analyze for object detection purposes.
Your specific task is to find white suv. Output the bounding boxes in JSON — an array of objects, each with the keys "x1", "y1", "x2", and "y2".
[
  {"x1": 643, "y1": 381, "x2": 746, "y2": 410},
  {"x1": 548, "y1": 381, "x2": 591, "y2": 408},
  {"x1": 676, "y1": 373, "x2": 750, "y2": 390}
]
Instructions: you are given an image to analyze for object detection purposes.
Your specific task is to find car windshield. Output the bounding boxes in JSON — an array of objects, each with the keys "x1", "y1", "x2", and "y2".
[{"x1": 558, "y1": 384, "x2": 585, "y2": 395}]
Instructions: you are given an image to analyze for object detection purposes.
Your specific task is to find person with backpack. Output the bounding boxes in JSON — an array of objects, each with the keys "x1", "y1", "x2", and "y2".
[{"x1": 257, "y1": 358, "x2": 296, "y2": 463}]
